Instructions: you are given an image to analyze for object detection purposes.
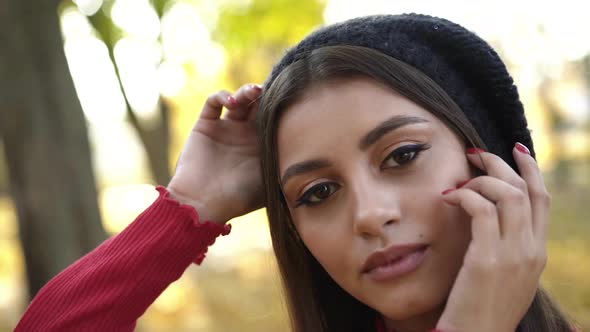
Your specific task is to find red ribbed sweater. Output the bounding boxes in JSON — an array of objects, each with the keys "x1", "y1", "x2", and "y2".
[{"x1": 15, "y1": 186, "x2": 231, "y2": 332}]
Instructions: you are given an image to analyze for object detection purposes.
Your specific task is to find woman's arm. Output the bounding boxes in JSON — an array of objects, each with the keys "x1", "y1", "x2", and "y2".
[
  {"x1": 15, "y1": 186, "x2": 231, "y2": 332},
  {"x1": 15, "y1": 83, "x2": 263, "y2": 332}
]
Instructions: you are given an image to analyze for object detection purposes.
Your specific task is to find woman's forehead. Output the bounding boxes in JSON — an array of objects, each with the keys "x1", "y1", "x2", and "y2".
[
  {"x1": 276, "y1": 78, "x2": 441, "y2": 170},
  {"x1": 277, "y1": 78, "x2": 434, "y2": 133}
]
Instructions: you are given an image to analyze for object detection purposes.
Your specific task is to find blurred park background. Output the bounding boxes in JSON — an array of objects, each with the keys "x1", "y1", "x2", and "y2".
[{"x1": 0, "y1": 0, "x2": 589, "y2": 331}]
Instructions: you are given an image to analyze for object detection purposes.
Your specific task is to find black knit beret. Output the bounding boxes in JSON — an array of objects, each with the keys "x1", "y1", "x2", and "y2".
[{"x1": 265, "y1": 13, "x2": 535, "y2": 171}]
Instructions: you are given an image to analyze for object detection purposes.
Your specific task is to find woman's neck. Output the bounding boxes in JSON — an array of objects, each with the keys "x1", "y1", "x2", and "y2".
[{"x1": 382, "y1": 304, "x2": 443, "y2": 332}]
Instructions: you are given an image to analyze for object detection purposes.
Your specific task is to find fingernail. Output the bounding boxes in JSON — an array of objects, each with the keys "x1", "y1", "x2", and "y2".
[
  {"x1": 227, "y1": 96, "x2": 238, "y2": 105},
  {"x1": 515, "y1": 142, "x2": 530, "y2": 155},
  {"x1": 441, "y1": 188, "x2": 455, "y2": 195},
  {"x1": 251, "y1": 84, "x2": 262, "y2": 92},
  {"x1": 456, "y1": 179, "x2": 471, "y2": 188},
  {"x1": 466, "y1": 147, "x2": 486, "y2": 154}
]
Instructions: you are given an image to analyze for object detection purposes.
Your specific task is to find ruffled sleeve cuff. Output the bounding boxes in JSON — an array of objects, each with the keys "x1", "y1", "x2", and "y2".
[{"x1": 155, "y1": 185, "x2": 231, "y2": 264}]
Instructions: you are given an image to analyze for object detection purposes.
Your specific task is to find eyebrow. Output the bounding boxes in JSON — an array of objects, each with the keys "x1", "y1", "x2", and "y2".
[
  {"x1": 280, "y1": 159, "x2": 332, "y2": 188},
  {"x1": 358, "y1": 115, "x2": 428, "y2": 151},
  {"x1": 280, "y1": 115, "x2": 429, "y2": 186}
]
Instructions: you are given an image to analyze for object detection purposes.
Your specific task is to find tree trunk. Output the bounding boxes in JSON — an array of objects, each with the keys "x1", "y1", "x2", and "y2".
[
  {"x1": 0, "y1": 0, "x2": 107, "y2": 299},
  {"x1": 126, "y1": 97, "x2": 171, "y2": 186}
]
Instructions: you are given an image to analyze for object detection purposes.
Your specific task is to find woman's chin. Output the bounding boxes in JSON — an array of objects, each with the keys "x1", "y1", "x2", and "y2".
[
  {"x1": 379, "y1": 301, "x2": 432, "y2": 321},
  {"x1": 370, "y1": 286, "x2": 447, "y2": 322}
]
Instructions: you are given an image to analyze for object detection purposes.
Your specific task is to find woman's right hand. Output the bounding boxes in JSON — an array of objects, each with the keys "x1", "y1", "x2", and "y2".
[{"x1": 167, "y1": 84, "x2": 264, "y2": 224}]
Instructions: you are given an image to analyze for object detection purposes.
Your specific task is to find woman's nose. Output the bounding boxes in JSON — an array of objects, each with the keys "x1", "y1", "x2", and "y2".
[{"x1": 350, "y1": 177, "x2": 401, "y2": 238}]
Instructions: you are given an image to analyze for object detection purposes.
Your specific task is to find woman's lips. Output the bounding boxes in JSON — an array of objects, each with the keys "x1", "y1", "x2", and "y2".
[{"x1": 363, "y1": 245, "x2": 429, "y2": 281}]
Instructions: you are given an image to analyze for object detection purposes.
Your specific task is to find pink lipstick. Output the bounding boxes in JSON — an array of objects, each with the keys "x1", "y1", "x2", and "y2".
[{"x1": 362, "y1": 243, "x2": 428, "y2": 281}]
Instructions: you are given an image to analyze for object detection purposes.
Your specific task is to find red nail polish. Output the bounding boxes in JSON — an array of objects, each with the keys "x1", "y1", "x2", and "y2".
[
  {"x1": 456, "y1": 179, "x2": 471, "y2": 188},
  {"x1": 466, "y1": 147, "x2": 486, "y2": 154},
  {"x1": 515, "y1": 142, "x2": 530, "y2": 155},
  {"x1": 251, "y1": 84, "x2": 262, "y2": 92},
  {"x1": 227, "y1": 96, "x2": 238, "y2": 105},
  {"x1": 441, "y1": 188, "x2": 455, "y2": 195}
]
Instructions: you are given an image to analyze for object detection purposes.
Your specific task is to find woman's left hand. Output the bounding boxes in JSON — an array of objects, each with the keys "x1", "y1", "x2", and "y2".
[{"x1": 436, "y1": 143, "x2": 550, "y2": 332}]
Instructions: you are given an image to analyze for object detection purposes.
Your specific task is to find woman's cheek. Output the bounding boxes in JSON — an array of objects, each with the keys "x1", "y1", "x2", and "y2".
[
  {"x1": 434, "y1": 202, "x2": 472, "y2": 279},
  {"x1": 299, "y1": 227, "x2": 346, "y2": 282},
  {"x1": 411, "y1": 187, "x2": 471, "y2": 274},
  {"x1": 296, "y1": 213, "x2": 354, "y2": 278}
]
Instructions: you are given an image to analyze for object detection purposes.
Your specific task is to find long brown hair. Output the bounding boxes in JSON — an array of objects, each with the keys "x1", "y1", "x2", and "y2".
[{"x1": 256, "y1": 45, "x2": 574, "y2": 332}]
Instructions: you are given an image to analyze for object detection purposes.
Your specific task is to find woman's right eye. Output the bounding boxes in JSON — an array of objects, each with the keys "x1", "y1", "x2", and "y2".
[{"x1": 295, "y1": 182, "x2": 340, "y2": 208}]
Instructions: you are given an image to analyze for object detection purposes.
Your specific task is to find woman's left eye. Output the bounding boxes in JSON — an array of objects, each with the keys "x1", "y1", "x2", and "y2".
[{"x1": 381, "y1": 143, "x2": 429, "y2": 169}]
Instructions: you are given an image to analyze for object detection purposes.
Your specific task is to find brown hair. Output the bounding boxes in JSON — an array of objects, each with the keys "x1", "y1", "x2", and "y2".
[{"x1": 256, "y1": 45, "x2": 574, "y2": 332}]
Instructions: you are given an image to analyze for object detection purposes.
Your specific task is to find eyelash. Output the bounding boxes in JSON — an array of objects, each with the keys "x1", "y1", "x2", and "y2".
[
  {"x1": 294, "y1": 143, "x2": 430, "y2": 208},
  {"x1": 381, "y1": 143, "x2": 430, "y2": 170}
]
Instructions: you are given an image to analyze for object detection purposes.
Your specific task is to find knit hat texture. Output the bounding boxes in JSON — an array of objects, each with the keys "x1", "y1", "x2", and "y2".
[{"x1": 265, "y1": 13, "x2": 535, "y2": 171}]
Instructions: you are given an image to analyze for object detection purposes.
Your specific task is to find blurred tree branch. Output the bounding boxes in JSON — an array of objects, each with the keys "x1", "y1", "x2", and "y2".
[{"x1": 83, "y1": 0, "x2": 171, "y2": 186}]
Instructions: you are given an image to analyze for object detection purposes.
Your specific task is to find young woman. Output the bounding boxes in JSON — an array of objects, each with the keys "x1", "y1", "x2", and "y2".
[{"x1": 16, "y1": 14, "x2": 576, "y2": 332}]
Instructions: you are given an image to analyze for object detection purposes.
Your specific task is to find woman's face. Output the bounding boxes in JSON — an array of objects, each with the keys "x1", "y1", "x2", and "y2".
[{"x1": 277, "y1": 78, "x2": 473, "y2": 325}]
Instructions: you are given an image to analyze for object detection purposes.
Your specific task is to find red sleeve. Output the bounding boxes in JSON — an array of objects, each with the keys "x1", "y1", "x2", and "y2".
[{"x1": 15, "y1": 186, "x2": 231, "y2": 332}]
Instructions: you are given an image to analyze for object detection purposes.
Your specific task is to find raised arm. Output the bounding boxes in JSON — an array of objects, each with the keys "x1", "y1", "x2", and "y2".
[{"x1": 15, "y1": 83, "x2": 264, "y2": 332}]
